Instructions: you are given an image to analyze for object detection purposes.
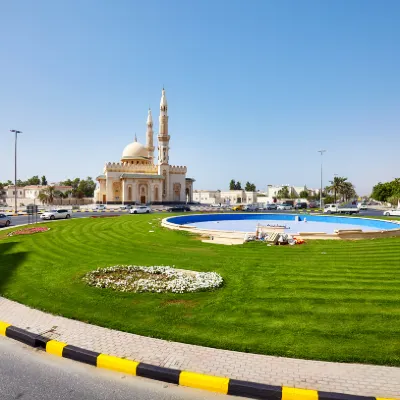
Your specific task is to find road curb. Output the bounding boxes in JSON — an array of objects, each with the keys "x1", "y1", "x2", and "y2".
[{"x1": 0, "y1": 320, "x2": 396, "y2": 400}]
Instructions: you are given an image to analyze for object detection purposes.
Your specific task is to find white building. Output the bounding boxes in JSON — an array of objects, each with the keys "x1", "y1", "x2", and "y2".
[
  {"x1": 95, "y1": 89, "x2": 195, "y2": 204},
  {"x1": 193, "y1": 190, "x2": 257, "y2": 205}
]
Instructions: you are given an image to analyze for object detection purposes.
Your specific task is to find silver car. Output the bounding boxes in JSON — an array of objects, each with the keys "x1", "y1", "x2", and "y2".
[
  {"x1": 0, "y1": 213, "x2": 11, "y2": 227},
  {"x1": 40, "y1": 209, "x2": 72, "y2": 220}
]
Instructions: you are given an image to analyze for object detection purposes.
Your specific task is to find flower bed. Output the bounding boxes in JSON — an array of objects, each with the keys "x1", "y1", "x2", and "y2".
[
  {"x1": 83, "y1": 265, "x2": 223, "y2": 293},
  {"x1": 8, "y1": 227, "x2": 50, "y2": 237}
]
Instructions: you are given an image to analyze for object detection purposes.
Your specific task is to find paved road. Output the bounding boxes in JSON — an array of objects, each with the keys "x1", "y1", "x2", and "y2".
[
  {"x1": 0, "y1": 337, "x2": 236, "y2": 400},
  {"x1": 1, "y1": 208, "x2": 388, "y2": 229}
]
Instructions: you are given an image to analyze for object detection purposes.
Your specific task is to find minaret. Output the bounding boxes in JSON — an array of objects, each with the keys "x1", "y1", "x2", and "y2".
[
  {"x1": 158, "y1": 88, "x2": 170, "y2": 165},
  {"x1": 146, "y1": 108, "x2": 154, "y2": 162}
]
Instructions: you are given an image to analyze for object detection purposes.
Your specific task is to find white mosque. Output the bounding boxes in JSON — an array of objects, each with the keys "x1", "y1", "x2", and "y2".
[{"x1": 95, "y1": 89, "x2": 195, "y2": 204}]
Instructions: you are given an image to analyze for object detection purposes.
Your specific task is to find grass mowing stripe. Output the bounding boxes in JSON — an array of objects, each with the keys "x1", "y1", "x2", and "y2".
[{"x1": 1, "y1": 214, "x2": 399, "y2": 366}]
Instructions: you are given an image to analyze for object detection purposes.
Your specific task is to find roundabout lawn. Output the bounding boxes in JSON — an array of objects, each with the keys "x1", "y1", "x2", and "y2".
[{"x1": 0, "y1": 214, "x2": 399, "y2": 366}]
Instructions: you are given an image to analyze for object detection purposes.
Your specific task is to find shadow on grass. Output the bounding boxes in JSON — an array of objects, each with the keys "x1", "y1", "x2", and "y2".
[{"x1": 0, "y1": 242, "x2": 28, "y2": 293}]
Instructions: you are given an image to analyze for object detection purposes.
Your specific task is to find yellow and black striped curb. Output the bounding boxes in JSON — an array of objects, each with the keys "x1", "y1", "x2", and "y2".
[{"x1": 0, "y1": 321, "x2": 396, "y2": 400}]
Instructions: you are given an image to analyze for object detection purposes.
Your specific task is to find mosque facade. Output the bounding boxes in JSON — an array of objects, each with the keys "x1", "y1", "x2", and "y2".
[{"x1": 95, "y1": 89, "x2": 194, "y2": 204}]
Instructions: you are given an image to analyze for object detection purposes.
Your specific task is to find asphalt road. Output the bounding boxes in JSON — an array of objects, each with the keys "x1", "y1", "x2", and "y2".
[
  {"x1": 0, "y1": 337, "x2": 236, "y2": 400},
  {"x1": 1, "y1": 208, "x2": 388, "y2": 229}
]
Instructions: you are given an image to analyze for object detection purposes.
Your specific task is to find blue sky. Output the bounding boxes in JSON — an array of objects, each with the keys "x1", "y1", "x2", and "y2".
[{"x1": 1, "y1": 0, "x2": 399, "y2": 195}]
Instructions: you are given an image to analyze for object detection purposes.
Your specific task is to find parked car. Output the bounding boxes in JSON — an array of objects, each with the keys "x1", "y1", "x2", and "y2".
[
  {"x1": 232, "y1": 205, "x2": 244, "y2": 211},
  {"x1": 358, "y1": 204, "x2": 368, "y2": 211},
  {"x1": 308, "y1": 201, "x2": 319, "y2": 208},
  {"x1": 264, "y1": 203, "x2": 277, "y2": 210},
  {"x1": 167, "y1": 205, "x2": 191, "y2": 212},
  {"x1": 130, "y1": 206, "x2": 151, "y2": 214},
  {"x1": 0, "y1": 213, "x2": 11, "y2": 227},
  {"x1": 294, "y1": 202, "x2": 308, "y2": 210},
  {"x1": 383, "y1": 209, "x2": 400, "y2": 217},
  {"x1": 93, "y1": 205, "x2": 107, "y2": 210},
  {"x1": 243, "y1": 205, "x2": 258, "y2": 211},
  {"x1": 41, "y1": 209, "x2": 72, "y2": 220},
  {"x1": 277, "y1": 203, "x2": 293, "y2": 210},
  {"x1": 211, "y1": 203, "x2": 222, "y2": 208},
  {"x1": 120, "y1": 205, "x2": 133, "y2": 210}
]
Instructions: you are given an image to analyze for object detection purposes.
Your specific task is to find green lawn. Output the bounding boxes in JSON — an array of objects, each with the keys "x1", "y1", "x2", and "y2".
[{"x1": 0, "y1": 214, "x2": 399, "y2": 366}]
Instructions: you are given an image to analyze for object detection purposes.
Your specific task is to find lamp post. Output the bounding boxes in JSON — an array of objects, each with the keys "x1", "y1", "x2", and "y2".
[
  {"x1": 318, "y1": 150, "x2": 326, "y2": 210},
  {"x1": 10, "y1": 130, "x2": 22, "y2": 213}
]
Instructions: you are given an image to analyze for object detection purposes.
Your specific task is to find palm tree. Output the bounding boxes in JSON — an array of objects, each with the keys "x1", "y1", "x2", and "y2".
[
  {"x1": 326, "y1": 177, "x2": 347, "y2": 203},
  {"x1": 38, "y1": 186, "x2": 56, "y2": 205},
  {"x1": 54, "y1": 190, "x2": 70, "y2": 205},
  {"x1": 340, "y1": 182, "x2": 356, "y2": 202}
]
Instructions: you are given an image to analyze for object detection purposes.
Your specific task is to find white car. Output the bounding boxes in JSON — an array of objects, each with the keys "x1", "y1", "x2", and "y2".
[
  {"x1": 93, "y1": 205, "x2": 107, "y2": 210},
  {"x1": 383, "y1": 209, "x2": 400, "y2": 217},
  {"x1": 358, "y1": 204, "x2": 368, "y2": 210},
  {"x1": 277, "y1": 204, "x2": 292, "y2": 210},
  {"x1": 130, "y1": 206, "x2": 151, "y2": 214},
  {"x1": 41, "y1": 209, "x2": 71, "y2": 220}
]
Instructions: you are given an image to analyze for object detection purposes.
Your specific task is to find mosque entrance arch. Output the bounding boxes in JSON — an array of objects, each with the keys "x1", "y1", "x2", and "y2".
[{"x1": 139, "y1": 184, "x2": 148, "y2": 204}]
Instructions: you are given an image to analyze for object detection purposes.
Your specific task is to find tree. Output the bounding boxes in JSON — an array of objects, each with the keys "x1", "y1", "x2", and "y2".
[
  {"x1": 326, "y1": 176, "x2": 347, "y2": 203},
  {"x1": 387, "y1": 194, "x2": 400, "y2": 208},
  {"x1": 245, "y1": 182, "x2": 256, "y2": 192},
  {"x1": 26, "y1": 175, "x2": 40, "y2": 185},
  {"x1": 38, "y1": 186, "x2": 56, "y2": 205},
  {"x1": 41, "y1": 176, "x2": 48, "y2": 186},
  {"x1": 234, "y1": 181, "x2": 242, "y2": 190},
  {"x1": 299, "y1": 190, "x2": 309, "y2": 199},
  {"x1": 277, "y1": 186, "x2": 290, "y2": 199},
  {"x1": 54, "y1": 190, "x2": 70, "y2": 205},
  {"x1": 340, "y1": 182, "x2": 357, "y2": 202},
  {"x1": 229, "y1": 180, "x2": 236, "y2": 190},
  {"x1": 371, "y1": 178, "x2": 400, "y2": 202}
]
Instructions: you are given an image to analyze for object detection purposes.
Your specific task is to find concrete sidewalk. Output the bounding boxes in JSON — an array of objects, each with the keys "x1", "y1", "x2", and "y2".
[{"x1": 0, "y1": 297, "x2": 399, "y2": 398}]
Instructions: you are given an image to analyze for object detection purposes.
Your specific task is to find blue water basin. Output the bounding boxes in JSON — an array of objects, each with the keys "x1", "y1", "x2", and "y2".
[{"x1": 166, "y1": 213, "x2": 399, "y2": 234}]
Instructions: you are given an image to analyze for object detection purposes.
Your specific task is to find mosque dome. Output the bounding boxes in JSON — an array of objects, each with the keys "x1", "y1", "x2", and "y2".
[{"x1": 121, "y1": 140, "x2": 149, "y2": 161}]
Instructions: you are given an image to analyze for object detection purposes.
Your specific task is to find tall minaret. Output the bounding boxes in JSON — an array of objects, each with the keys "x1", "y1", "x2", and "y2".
[
  {"x1": 158, "y1": 88, "x2": 170, "y2": 165},
  {"x1": 146, "y1": 108, "x2": 154, "y2": 162}
]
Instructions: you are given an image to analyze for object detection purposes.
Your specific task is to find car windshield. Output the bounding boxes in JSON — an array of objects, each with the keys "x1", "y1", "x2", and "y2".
[{"x1": 49, "y1": 210, "x2": 57, "y2": 212}]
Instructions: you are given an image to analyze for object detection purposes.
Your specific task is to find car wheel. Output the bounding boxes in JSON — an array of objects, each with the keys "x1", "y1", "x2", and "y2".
[
  {"x1": 146, "y1": 210, "x2": 149, "y2": 213},
  {"x1": 50, "y1": 215, "x2": 55, "y2": 220},
  {"x1": 5, "y1": 220, "x2": 10, "y2": 227},
  {"x1": 327, "y1": 210, "x2": 332, "y2": 214},
  {"x1": 384, "y1": 212, "x2": 390, "y2": 216},
  {"x1": 134, "y1": 211, "x2": 137, "y2": 214},
  {"x1": 66, "y1": 214, "x2": 70, "y2": 219}
]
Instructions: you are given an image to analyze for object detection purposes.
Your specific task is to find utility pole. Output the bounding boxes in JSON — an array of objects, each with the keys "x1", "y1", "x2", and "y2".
[
  {"x1": 10, "y1": 130, "x2": 22, "y2": 213},
  {"x1": 318, "y1": 150, "x2": 326, "y2": 211}
]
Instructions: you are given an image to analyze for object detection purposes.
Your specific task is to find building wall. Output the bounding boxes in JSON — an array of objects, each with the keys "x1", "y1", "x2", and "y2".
[{"x1": 168, "y1": 172, "x2": 186, "y2": 202}]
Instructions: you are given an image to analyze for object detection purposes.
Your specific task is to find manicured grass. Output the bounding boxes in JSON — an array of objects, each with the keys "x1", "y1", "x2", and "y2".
[{"x1": 0, "y1": 214, "x2": 399, "y2": 366}]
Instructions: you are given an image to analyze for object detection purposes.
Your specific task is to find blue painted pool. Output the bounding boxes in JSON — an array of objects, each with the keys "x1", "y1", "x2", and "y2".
[{"x1": 167, "y1": 213, "x2": 400, "y2": 234}]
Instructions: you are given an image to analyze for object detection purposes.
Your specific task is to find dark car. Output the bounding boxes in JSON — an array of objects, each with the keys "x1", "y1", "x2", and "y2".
[
  {"x1": 167, "y1": 205, "x2": 191, "y2": 212},
  {"x1": 295, "y1": 202, "x2": 308, "y2": 209}
]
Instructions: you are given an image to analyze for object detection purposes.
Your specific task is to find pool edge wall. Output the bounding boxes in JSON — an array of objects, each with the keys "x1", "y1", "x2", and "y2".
[{"x1": 162, "y1": 213, "x2": 400, "y2": 241}]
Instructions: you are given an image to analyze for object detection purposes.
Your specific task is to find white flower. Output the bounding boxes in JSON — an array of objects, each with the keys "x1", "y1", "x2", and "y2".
[{"x1": 83, "y1": 265, "x2": 223, "y2": 293}]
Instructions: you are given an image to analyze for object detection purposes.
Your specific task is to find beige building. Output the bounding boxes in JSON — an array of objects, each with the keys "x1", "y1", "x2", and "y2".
[
  {"x1": 1, "y1": 185, "x2": 72, "y2": 207},
  {"x1": 95, "y1": 89, "x2": 195, "y2": 204}
]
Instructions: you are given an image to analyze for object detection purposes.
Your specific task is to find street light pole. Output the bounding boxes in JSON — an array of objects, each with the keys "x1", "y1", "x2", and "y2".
[
  {"x1": 318, "y1": 150, "x2": 326, "y2": 211},
  {"x1": 10, "y1": 130, "x2": 22, "y2": 213}
]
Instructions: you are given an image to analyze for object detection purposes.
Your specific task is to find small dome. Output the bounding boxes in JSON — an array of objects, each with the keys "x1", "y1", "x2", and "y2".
[{"x1": 121, "y1": 141, "x2": 149, "y2": 161}]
